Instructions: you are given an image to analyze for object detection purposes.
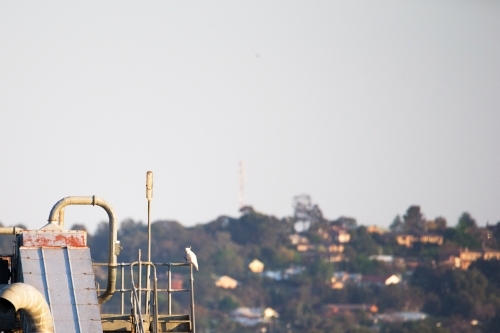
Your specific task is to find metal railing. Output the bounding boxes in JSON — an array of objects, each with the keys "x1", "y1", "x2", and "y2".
[{"x1": 93, "y1": 254, "x2": 196, "y2": 333}]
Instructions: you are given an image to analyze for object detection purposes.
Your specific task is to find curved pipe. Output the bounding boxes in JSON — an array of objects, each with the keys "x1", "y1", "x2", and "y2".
[
  {"x1": 0, "y1": 283, "x2": 54, "y2": 333},
  {"x1": 47, "y1": 196, "x2": 118, "y2": 304}
]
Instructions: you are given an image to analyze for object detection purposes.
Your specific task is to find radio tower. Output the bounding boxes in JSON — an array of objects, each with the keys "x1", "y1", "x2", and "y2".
[{"x1": 239, "y1": 160, "x2": 245, "y2": 210}]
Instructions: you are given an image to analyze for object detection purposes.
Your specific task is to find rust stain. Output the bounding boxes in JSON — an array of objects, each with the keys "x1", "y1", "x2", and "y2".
[
  {"x1": 23, "y1": 233, "x2": 86, "y2": 247},
  {"x1": 53, "y1": 234, "x2": 85, "y2": 247}
]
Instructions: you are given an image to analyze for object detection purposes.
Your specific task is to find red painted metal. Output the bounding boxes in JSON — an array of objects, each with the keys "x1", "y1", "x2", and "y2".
[{"x1": 21, "y1": 231, "x2": 87, "y2": 247}]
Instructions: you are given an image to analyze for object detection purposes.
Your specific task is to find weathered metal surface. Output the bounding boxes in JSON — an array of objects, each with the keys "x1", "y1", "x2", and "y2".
[
  {"x1": 20, "y1": 230, "x2": 87, "y2": 247},
  {"x1": 20, "y1": 247, "x2": 103, "y2": 333}
]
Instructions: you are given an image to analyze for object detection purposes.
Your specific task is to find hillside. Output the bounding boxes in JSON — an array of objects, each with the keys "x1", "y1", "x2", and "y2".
[{"x1": 76, "y1": 202, "x2": 500, "y2": 333}]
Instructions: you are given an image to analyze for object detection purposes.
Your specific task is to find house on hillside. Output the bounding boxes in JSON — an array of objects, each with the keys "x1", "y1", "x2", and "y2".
[
  {"x1": 326, "y1": 243, "x2": 346, "y2": 262},
  {"x1": 483, "y1": 248, "x2": 500, "y2": 260},
  {"x1": 264, "y1": 270, "x2": 282, "y2": 281},
  {"x1": 328, "y1": 253, "x2": 345, "y2": 262},
  {"x1": 367, "y1": 225, "x2": 388, "y2": 234},
  {"x1": 375, "y1": 312, "x2": 427, "y2": 323},
  {"x1": 230, "y1": 307, "x2": 279, "y2": 326},
  {"x1": 297, "y1": 243, "x2": 315, "y2": 252},
  {"x1": 215, "y1": 275, "x2": 239, "y2": 289},
  {"x1": 329, "y1": 244, "x2": 344, "y2": 253},
  {"x1": 324, "y1": 304, "x2": 378, "y2": 316},
  {"x1": 331, "y1": 226, "x2": 351, "y2": 243},
  {"x1": 396, "y1": 234, "x2": 418, "y2": 247},
  {"x1": 439, "y1": 252, "x2": 461, "y2": 269},
  {"x1": 368, "y1": 255, "x2": 394, "y2": 263},
  {"x1": 331, "y1": 271, "x2": 362, "y2": 289},
  {"x1": 248, "y1": 259, "x2": 265, "y2": 273},
  {"x1": 361, "y1": 274, "x2": 401, "y2": 287},
  {"x1": 396, "y1": 233, "x2": 443, "y2": 248},
  {"x1": 420, "y1": 234, "x2": 444, "y2": 245},
  {"x1": 284, "y1": 266, "x2": 305, "y2": 279},
  {"x1": 289, "y1": 234, "x2": 309, "y2": 245},
  {"x1": 264, "y1": 266, "x2": 305, "y2": 281},
  {"x1": 441, "y1": 248, "x2": 500, "y2": 270}
]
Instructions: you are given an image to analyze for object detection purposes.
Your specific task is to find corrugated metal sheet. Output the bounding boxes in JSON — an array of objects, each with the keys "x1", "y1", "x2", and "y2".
[{"x1": 20, "y1": 247, "x2": 103, "y2": 333}]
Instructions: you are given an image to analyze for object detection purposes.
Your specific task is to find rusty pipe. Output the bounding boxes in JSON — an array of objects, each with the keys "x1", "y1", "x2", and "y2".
[
  {"x1": 47, "y1": 196, "x2": 118, "y2": 304},
  {"x1": 0, "y1": 283, "x2": 54, "y2": 333}
]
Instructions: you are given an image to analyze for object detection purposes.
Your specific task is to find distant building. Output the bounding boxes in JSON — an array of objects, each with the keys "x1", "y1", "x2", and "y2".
[
  {"x1": 459, "y1": 249, "x2": 483, "y2": 269},
  {"x1": 248, "y1": 259, "x2": 265, "y2": 273},
  {"x1": 264, "y1": 266, "x2": 305, "y2": 281},
  {"x1": 329, "y1": 244, "x2": 344, "y2": 253},
  {"x1": 264, "y1": 270, "x2": 282, "y2": 281},
  {"x1": 328, "y1": 254, "x2": 345, "y2": 262},
  {"x1": 396, "y1": 234, "x2": 418, "y2": 247},
  {"x1": 331, "y1": 271, "x2": 362, "y2": 288},
  {"x1": 420, "y1": 234, "x2": 444, "y2": 245},
  {"x1": 331, "y1": 280, "x2": 344, "y2": 289},
  {"x1": 361, "y1": 274, "x2": 401, "y2": 287},
  {"x1": 438, "y1": 253, "x2": 461, "y2": 269},
  {"x1": 483, "y1": 248, "x2": 500, "y2": 260},
  {"x1": 324, "y1": 304, "x2": 378, "y2": 315},
  {"x1": 369, "y1": 255, "x2": 394, "y2": 263},
  {"x1": 231, "y1": 307, "x2": 279, "y2": 326},
  {"x1": 289, "y1": 234, "x2": 309, "y2": 245},
  {"x1": 439, "y1": 248, "x2": 500, "y2": 270},
  {"x1": 396, "y1": 234, "x2": 443, "y2": 248},
  {"x1": 215, "y1": 275, "x2": 238, "y2": 289},
  {"x1": 367, "y1": 226, "x2": 387, "y2": 234},
  {"x1": 330, "y1": 227, "x2": 351, "y2": 243},
  {"x1": 375, "y1": 312, "x2": 427, "y2": 323},
  {"x1": 263, "y1": 308, "x2": 279, "y2": 319},
  {"x1": 297, "y1": 244, "x2": 315, "y2": 252}
]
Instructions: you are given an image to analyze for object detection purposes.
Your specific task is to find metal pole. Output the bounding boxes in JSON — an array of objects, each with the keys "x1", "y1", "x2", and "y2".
[
  {"x1": 146, "y1": 200, "x2": 151, "y2": 315},
  {"x1": 153, "y1": 267, "x2": 158, "y2": 333},
  {"x1": 190, "y1": 264, "x2": 195, "y2": 333},
  {"x1": 168, "y1": 264, "x2": 172, "y2": 315},
  {"x1": 146, "y1": 171, "x2": 153, "y2": 315},
  {"x1": 121, "y1": 265, "x2": 125, "y2": 314},
  {"x1": 138, "y1": 249, "x2": 142, "y2": 313}
]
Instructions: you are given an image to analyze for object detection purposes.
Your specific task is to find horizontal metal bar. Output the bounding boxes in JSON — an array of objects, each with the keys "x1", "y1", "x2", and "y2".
[
  {"x1": 110, "y1": 286, "x2": 191, "y2": 292},
  {"x1": 93, "y1": 262, "x2": 190, "y2": 267}
]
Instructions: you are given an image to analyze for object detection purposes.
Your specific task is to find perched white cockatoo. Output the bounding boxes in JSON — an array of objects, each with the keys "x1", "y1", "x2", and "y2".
[{"x1": 185, "y1": 246, "x2": 199, "y2": 270}]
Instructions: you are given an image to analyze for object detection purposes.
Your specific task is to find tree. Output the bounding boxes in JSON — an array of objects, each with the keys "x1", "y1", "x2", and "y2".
[
  {"x1": 70, "y1": 223, "x2": 87, "y2": 231},
  {"x1": 349, "y1": 226, "x2": 379, "y2": 257},
  {"x1": 403, "y1": 205, "x2": 426, "y2": 233},
  {"x1": 331, "y1": 216, "x2": 357, "y2": 229},
  {"x1": 292, "y1": 194, "x2": 325, "y2": 231},
  {"x1": 470, "y1": 259, "x2": 500, "y2": 289},
  {"x1": 228, "y1": 208, "x2": 289, "y2": 249},
  {"x1": 457, "y1": 212, "x2": 477, "y2": 232},
  {"x1": 435, "y1": 216, "x2": 447, "y2": 231},
  {"x1": 389, "y1": 215, "x2": 403, "y2": 233}
]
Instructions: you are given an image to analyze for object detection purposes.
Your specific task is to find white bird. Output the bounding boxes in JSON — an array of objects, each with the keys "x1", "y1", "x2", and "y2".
[{"x1": 185, "y1": 246, "x2": 199, "y2": 270}]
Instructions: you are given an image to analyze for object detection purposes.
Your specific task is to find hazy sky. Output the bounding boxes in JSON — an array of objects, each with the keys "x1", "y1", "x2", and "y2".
[{"x1": 1, "y1": 1, "x2": 499, "y2": 232}]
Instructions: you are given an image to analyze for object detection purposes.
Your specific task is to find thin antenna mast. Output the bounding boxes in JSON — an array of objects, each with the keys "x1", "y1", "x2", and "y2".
[
  {"x1": 146, "y1": 171, "x2": 153, "y2": 314},
  {"x1": 239, "y1": 161, "x2": 245, "y2": 209}
]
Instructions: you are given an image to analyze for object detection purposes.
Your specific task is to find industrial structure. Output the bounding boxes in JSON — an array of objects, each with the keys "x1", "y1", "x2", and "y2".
[{"x1": 0, "y1": 175, "x2": 196, "y2": 332}]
